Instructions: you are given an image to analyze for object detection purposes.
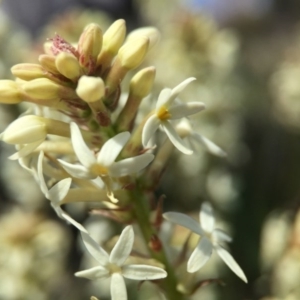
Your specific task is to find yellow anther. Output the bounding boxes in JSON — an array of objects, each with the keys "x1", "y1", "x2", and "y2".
[{"x1": 157, "y1": 105, "x2": 171, "y2": 120}]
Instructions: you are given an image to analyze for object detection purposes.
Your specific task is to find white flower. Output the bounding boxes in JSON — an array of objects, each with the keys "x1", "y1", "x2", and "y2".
[
  {"x1": 58, "y1": 122, "x2": 154, "y2": 201},
  {"x1": 36, "y1": 151, "x2": 87, "y2": 233},
  {"x1": 142, "y1": 78, "x2": 205, "y2": 155},
  {"x1": 163, "y1": 202, "x2": 247, "y2": 283},
  {"x1": 175, "y1": 119, "x2": 226, "y2": 157},
  {"x1": 75, "y1": 225, "x2": 167, "y2": 300}
]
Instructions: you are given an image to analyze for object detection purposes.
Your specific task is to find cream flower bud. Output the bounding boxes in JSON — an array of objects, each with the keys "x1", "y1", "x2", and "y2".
[
  {"x1": 23, "y1": 78, "x2": 75, "y2": 100},
  {"x1": 11, "y1": 64, "x2": 46, "y2": 81},
  {"x1": 127, "y1": 27, "x2": 160, "y2": 50},
  {"x1": 102, "y1": 19, "x2": 126, "y2": 55},
  {"x1": 76, "y1": 75, "x2": 105, "y2": 103},
  {"x1": 118, "y1": 36, "x2": 149, "y2": 70},
  {"x1": 130, "y1": 66, "x2": 156, "y2": 98},
  {"x1": 55, "y1": 52, "x2": 81, "y2": 80},
  {"x1": 78, "y1": 23, "x2": 102, "y2": 64},
  {"x1": 0, "y1": 80, "x2": 22, "y2": 104},
  {"x1": 38, "y1": 55, "x2": 60, "y2": 74},
  {"x1": 1, "y1": 115, "x2": 47, "y2": 144}
]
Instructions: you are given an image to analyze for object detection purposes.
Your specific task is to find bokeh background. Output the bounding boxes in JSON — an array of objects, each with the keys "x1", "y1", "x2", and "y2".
[{"x1": 1, "y1": 0, "x2": 300, "y2": 299}]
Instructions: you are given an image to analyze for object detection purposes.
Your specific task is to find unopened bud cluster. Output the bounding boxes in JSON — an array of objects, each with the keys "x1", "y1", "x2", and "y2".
[{"x1": 1, "y1": 20, "x2": 159, "y2": 130}]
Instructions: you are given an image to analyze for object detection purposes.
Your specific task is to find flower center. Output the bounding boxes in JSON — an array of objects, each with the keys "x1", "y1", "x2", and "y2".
[
  {"x1": 157, "y1": 105, "x2": 171, "y2": 120},
  {"x1": 90, "y1": 163, "x2": 109, "y2": 177},
  {"x1": 107, "y1": 262, "x2": 122, "y2": 274}
]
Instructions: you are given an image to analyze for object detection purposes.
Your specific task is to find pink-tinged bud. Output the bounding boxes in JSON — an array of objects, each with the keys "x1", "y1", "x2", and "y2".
[
  {"x1": 55, "y1": 52, "x2": 81, "y2": 80},
  {"x1": 11, "y1": 64, "x2": 46, "y2": 81},
  {"x1": 1, "y1": 115, "x2": 47, "y2": 144},
  {"x1": 50, "y1": 34, "x2": 78, "y2": 57},
  {"x1": 0, "y1": 80, "x2": 22, "y2": 104},
  {"x1": 76, "y1": 76, "x2": 105, "y2": 103},
  {"x1": 117, "y1": 36, "x2": 149, "y2": 70},
  {"x1": 78, "y1": 23, "x2": 102, "y2": 69},
  {"x1": 126, "y1": 27, "x2": 160, "y2": 51},
  {"x1": 22, "y1": 78, "x2": 76, "y2": 100}
]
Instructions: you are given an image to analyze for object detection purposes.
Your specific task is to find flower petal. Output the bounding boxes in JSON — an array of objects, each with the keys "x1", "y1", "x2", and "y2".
[
  {"x1": 161, "y1": 121, "x2": 193, "y2": 155},
  {"x1": 111, "y1": 273, "x2": 127, "y2": 300},
  {"x1": 109, "y1": 153, "x2": 154, "y2": 177},
  {"x1": 37, "y1": 151, "x2": 48, "y2": 195},
  {"x1": 215, "y1": 245, "x2": 248, "y2": 283},
  {"x1": 156, "y1": 88, "x2": 172, "y2": 108},
  {"x1": 8, "y1": 139, "x2": 44, "y2": 160},
  {"x1": 122, "y1": 264, "x2": 167, "y2": 280},
  {"x1": 167, "y1": 77, "x2": 196, "y2": 106},
  {"x1": 142, "y1": 114, "x2": 160, "y2": 147},
  {"x1": 163, "y1": 212, "x2": 204, "y2": 236},
  {"x1": 97, "y1": 132, "x2": 130, "y2": 166},
  {"x1": 75, "y1": 266, "x2": 109, "y2": 280},
  {"x1": 58, "y1": 159, "x2": 95, "y2": 179},
  {"x1": 51, "y1": 203, "x2": 65, "y2": 219},
  {"x1": 60, "y1": 211, "x2": 88, "y2": 233},
  {"x1": 109, "y1": 226, "x2": 134, "y2": 266},
  {"x1": 70, "y1": 122, "x2": 96, "y2": 167},
  {"x1": 80, "y1": 231, "x2": 109, "y2": 265},
  {"x1": 212, "y1": 229, "x2": 232, "y2": 244},
  {"x1": 169, "y1": 102, "x2": 205, "y2": 119},
  {"x1": 200, "y1": 202, "x2": 215, "y2": 233},
  {"x1": 48, "y1": 178, "x2": 72, "y2": 204},
  {"x1": 191, "y1": 133, "x2": 226, "y2": 157},
  {"x1": 187, "y1": 236, "x2": 213, "y2": 273}
]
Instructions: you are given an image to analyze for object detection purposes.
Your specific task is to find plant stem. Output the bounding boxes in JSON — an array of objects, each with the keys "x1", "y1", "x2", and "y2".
[{"x1": 129, "y1": 188, "x2": 185, "y2": 300}]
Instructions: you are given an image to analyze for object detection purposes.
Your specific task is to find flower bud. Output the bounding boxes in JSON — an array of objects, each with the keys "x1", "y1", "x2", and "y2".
[
  {"x1": 11, "y1": 63, "x2": 47, "y2": 81},
  {"x1": 126, "y1": 27, "x2": 160, "y2": 51},
  {"x1": 129, "y1": 66, "x2": 156, "y2": 98},
  {"x1": 43, "y1": 41, "x2": 53, "y2": 55},
  {"x1": 118, "y1": 36, "x2": 149, "y2": 70},
  {"x1": 102, "y1": 19, "x2": 126, "y2": 55},
  {"x1": 1, "y1": 115, "x2": 47, "y2": 144},
  {"x1": 115, "y1": 67, "x2": 155, "y2": 132},
  {"x1": 96, "y1": 19, "x2": 126, "y2": 71},
  {"x1": 39, "y1": 55, "x2": 60, "y2": 74},
  {"x1": 55, "y1": 52, "x2": 81, "y2": 80},
  {"x1": 76, "y1": 76, "x2": 105, "y2": 103},
  {"x1": 78, "y1": 23, "x2": 102, "y2": 68},
  {"x1": 0, "y1": 80, "x2": 22, "y2": 104},
  {"x1": 23, "y1": 78, "x2": 75, "y2": 100}
]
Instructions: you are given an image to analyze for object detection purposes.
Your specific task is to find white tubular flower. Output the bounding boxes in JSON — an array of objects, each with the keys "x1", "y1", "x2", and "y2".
[
  {"x1": 76, "y1": 225, "x2": 167, "y2": 300},
  {"x1": 37, "y1": 151, "x2": 87, "y2": 233},
  {"x1": 142, "y1": 78, "x2": 205, "y2": 155},
  {"x1": 176, "y1": 119, "x2": 226, "y2": 157},
  {"x1": 58, "y1": 123, "x2": 154, "y2": 201},
  {"x1": 163, "y1": 202, "x2": 247, "y2": 283}
]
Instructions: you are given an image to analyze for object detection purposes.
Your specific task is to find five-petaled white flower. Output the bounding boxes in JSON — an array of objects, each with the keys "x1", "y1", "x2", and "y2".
[
  {"x1": 163, "y1": 202, "x2": 247, "y2": 283},
  {"x1": 58, "y1": 122, "x2": 154, "y2": 201},
  {"x1": 142, "y1": 78, "x2": 205, "y2": 155},
  {"x1": 75, "y1": 225, "x2": 167, "y2": 300}
]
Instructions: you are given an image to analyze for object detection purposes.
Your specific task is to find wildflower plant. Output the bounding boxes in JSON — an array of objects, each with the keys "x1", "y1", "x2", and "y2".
[{"x1": 0, "y1": 19, "x2": 246, "y2": 299}]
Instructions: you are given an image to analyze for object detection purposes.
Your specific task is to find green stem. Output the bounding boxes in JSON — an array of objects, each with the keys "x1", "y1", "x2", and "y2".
[{"x1": 129, "y1": 188, "x2": 185, "y2": 300}]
